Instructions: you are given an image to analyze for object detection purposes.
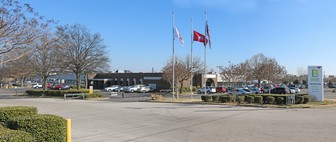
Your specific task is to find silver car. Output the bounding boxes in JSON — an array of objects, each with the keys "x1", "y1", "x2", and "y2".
[{"x1": 104, "y1": 85, "x2": 120, "y2": 92}]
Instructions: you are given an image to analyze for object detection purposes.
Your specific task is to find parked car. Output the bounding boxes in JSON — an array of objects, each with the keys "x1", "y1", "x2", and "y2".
[
  {"x1": 216, "y1": 87, "x2": 226, "y2": 93},
  {"x1": 114, "y1": 86, "x2": 127, "y2": 92},
  {"x1": 104, "y1": 85, "x2": 120, "y2": 92},
  {"x1": 52, "y1": 84, "x2": 63, "y2": 90},
  {"x1": 32, "y1": 83, "x2": 43, "y2": 89},
  {"x1": 237, "y1": 88, "x2": 252, "y2": 95},
  {"x1": 270, "y1": 87, "x2": 290, "y2": 94},
  {"x1": 197, "y1": 86, "x2": 216, "y2": 94},
  {"x1": 288, "y1": 87, "x2": 296, "y2": 94},
  {"x1": 289, "y1": 87, "x2": 300, "y2": 93},
  {"x1": 125, "y1": 84, "x2": 146, "y2": 92},
  {"x1": 61, "y1": 84, "x2": 72, "y2": 90},
  {"x1": 138, "y1": 86, "x2": 151, "y2": 93},
  {"x1": 250, "y1": 88, "x2": 261, "y2": 94},
  {"x1": 47, "y1": 83, "x2": 53, "y2": 89}
]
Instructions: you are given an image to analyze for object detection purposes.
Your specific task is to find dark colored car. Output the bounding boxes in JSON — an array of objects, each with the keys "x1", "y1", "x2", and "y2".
[
  {"x1": 61, "y1": 84, "x2": 72, "y2": 90},
  {"x1": 216, "y1": 87, "x2": 226, "y2": 93},
  {"x1": 270, "y1": 87, "x2": 290, "y2": 94}
]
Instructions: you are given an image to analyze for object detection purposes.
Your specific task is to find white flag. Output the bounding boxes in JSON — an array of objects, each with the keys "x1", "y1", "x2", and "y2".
[{"x1": 174, "y1": 26, "x2": 184, "y2": 46}]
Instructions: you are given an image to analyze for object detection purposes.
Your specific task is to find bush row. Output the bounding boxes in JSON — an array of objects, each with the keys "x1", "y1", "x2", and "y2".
[
  {"x1": 0, "y1": 106, "x2": 66, "y2": 142},
  {"x1": 26, "y1": 90, "x2": 90, "y2": 97},
  {"x1": 201, "y1": 94, "x2": 311, "y2": 105}
]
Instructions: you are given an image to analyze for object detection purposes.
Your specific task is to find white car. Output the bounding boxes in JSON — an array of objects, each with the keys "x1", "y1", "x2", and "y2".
[
  {"x1": 126, "y1": 84, "x2": 145, "y2": 92},
  {"x1": 32, "y1": 83, "x2": 43, "y2": 88},
  {"x1": 197, "y1": 86, "x2": 216, "y2": 94},
  {"x1": 289, "y1": 87, "x2": 300, "y2": 93},
  {"x1": 138, "y1": 86, "x2": 151, "y2": 93},
  {"x1": 104, "y1": 85, "x2": 120, "y2": 92}
]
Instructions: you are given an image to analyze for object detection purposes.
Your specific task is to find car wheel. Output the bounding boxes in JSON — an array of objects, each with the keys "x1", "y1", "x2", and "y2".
[
  {"x1": 198, "y1": 91, "x2": 201, "y2": 94},
  {"x1": 207, "y1": 91, "x2": 210, "y2": 94},
  {"x1": 131, "y1": 90, "x2": 134, "y2": 93}
]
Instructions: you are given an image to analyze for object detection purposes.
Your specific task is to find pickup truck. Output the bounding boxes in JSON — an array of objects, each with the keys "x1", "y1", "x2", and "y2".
[{"x1": 32, "y1": 83, "x2": 43, "y2": 89}]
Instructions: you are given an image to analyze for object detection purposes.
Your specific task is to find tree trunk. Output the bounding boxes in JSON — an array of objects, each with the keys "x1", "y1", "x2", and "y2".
[
  {"x1": 42, "y1": 76, "x2": 48, "y2": 96},
  {"x1": 76, "y1": 72, "x2": 80, "y2": 90},
  {"x1": 85, "y1": 73, "x2": 88, "y2": 89},
  {"x1": 42, "y1": 76, "x2": 48, "y2": 91},
  {"x1": 20, "y1": 78, "x2": 24, "y2": 87}
]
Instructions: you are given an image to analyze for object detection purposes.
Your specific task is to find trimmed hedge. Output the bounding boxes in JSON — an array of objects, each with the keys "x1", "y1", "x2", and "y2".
[
  {"x1": 0, "y1": 127, "x2": 34, "y2": 142},
  {"x1": 236, "y1": 95, "x2": 245, "y2": 103},
  {"x1": 211, "y1": 95, "x2": 220, "y2": 102},
  {"x1": 7, "y1": 114, "x2": 66, "y2": 142},
  {"x1": 254, "y1": 96, "x2": 263, "y2": 104},
  {"x1": 0, "y1": 106, "x2": 37, "y2": 126},
  {"x1": 26, "y1": 90, "x2": 89, "y2": 97},
  {"x1": 246, "y1": 96, "x2": 254, "y2": 104},
  {"x1": 201, "y1": 96, "x2": 212, "y2": 102},
  {"x1": 276, "y1": 97, "x2": 285, "y2": 105},
  {"x1": 266, "y1": 96, "x2": 275, "y2": 104},
  {"x1": 84, "y1": 93, "x2": 104, "y2": 98},
  {"x1": 295, "y1": 96, "x2": 304, "y2": 104},
  {"x1": 303, "y1": 95, "x2": 310, "y2": 104}
]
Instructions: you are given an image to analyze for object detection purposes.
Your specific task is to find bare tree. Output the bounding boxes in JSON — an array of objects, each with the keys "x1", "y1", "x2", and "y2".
[
  {"x1": 246, "y1": 53, "x2": 287, "y2": 90},
  {"x1": 162, "y1": 55, "x2": 203, "y2": 98},
  {"x1": 221, "y1": 62, "x2": 249, "y2": 87},
  {"x1": 28, "y1": 31, "x2": 64, "y2": 91},
  {"x1": 262, "y1": 58, "x2": 286, "y2": 85},
  {"x1": 0, "y1": 0, "x2": 52, "y2": 63},
  {"x1": 246, "y1": 53, "x2": 268, "y2": 86},
  {"x1": 57, "y1": 24, "x2": 109, "y2": 90},
  {"x1": 3, "y1": 53, "x2": 34, "y2": 87}
]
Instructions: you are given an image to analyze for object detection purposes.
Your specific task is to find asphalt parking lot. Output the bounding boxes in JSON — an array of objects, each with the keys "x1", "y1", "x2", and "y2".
[
  {"x1": 0, "y1": 98, "x2": 335, "y2": 142},
  {"x1": 0, "y1": 88, "x2": 336, "y2": 142}
]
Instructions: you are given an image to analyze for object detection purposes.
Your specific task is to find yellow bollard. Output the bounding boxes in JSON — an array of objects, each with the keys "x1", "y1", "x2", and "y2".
[{"x1": 67, "y1": 119, "x2": 71, "y2": 142}]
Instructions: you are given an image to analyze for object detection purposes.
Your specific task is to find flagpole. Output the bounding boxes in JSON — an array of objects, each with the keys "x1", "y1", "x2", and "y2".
[
  {"x1": 172, "y1": 11, "x2": 175, "y2": 100},
  {"x1": 190, "y1": 17, "x2": 193, "y2": 99},
  {"x1": 204, "y1": 11, "x2": 207, "y2": 96}
]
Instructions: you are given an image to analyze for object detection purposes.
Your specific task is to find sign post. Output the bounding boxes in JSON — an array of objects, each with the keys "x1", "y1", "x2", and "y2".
[{"x1": 308, "y1": 66, "x2": 324, "y2": 101}]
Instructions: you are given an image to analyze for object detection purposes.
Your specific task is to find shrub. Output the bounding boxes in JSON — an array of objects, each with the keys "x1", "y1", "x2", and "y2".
[
  {"x1": 84, "y1": 93, "x2": 104, "y2": 98},
  {"x1": 7, "y1": 114, "x2": 66, "y2": 142},
  {"x1": 201, "y1": 96, "x2": 212, "y2": 102},
  {"x1": 0, "y1": 106, "x2": 37, "y2": 126},
  {"x1": 303, "y1": 95, "x2": 310, "y2": 104},
  {"x1": 0, "y1": 128, "x2": 34, "y2": 142},
  {"x1": 246, "y1": 96, "x2": 254, "y2": 104},
  {"x1": 228, "y1": 95, "x2": 235, "y2": 102},
  {"x1": 25, "y1": 90, "x2": 41, "y2": 96},
  {"x1": 276, "y1": 97, "x2": 285, "y2": 105},
  {"x1": 254, "y1": 96, "x2": 263, "y2": 104},
  {"x1": 236, "y1": 95, "x2": 245, "y2": 103},
  {"x1": 266, "y1": 96, "x2": 275, "y2": 104},
  {"x1": 151, "y1": 94, "x2": 163, "y2": 100},
  {"x1": 211, "y1": 95, "x2": 220, "y2": 102},
  {"x1": 295, "y1": 96, "x2": 304, "y2": 104},
  {"x1": 26, "y1": 90, "x2": 89, "y2": 97},
  {"x1": 219, "y1": 95, "x2": 229, "y2": 103}
]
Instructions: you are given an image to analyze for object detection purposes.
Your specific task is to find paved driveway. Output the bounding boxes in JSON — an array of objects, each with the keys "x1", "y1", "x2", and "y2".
[{"x1": 0, "y1": 98, "x2": 336, "y2": 142}]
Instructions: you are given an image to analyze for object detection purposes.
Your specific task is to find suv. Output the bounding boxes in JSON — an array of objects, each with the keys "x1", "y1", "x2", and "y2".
[
  {"x1": 270, "y1": 87, "x2": 290, "y2": 94},
  {"x1": 32, "y1": 83, "x2": 43, "y2": 89},
  {"x1": 216, "y1": 87, "x2": 226, "y2": 93}
]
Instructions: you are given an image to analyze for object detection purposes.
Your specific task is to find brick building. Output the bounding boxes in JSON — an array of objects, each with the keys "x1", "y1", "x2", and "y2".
[{"x1": 89, "y1": 72, "x2": 171, "y2": 91}]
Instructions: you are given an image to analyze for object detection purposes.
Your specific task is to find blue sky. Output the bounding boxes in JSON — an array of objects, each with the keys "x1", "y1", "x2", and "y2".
[{"x1": 21, "y1": 0, "x2": 336, "y2": 75}]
